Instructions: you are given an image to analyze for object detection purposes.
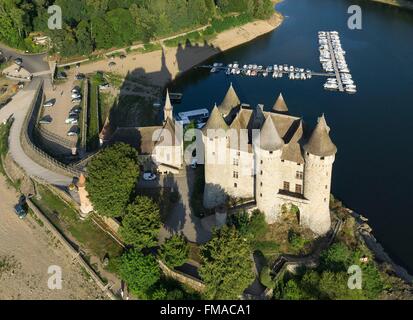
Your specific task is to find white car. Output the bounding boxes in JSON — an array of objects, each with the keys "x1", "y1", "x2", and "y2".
[
  {"x1": 71, "y1": 93, "x2": 82, "y2": 99},
  {"x1": 43, "y1": 99, "x2": 56, "y2": 107},
  {"x1": 143, "y1": 172, "x2": 156, "y2": 181},
  {"x1": 65, "y1": 117, "x2": 78, "y2": 124}
]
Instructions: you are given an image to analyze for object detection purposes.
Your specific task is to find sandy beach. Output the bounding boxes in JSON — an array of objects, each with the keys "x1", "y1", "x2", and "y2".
[{"x1": 76, "y1": 12, "x2": 284, "y2": 88}]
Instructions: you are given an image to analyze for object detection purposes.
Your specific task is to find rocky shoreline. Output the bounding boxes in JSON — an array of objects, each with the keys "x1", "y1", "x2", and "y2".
[{"x1": 345, "y1": 207, "x2": 413, "y2": 284}]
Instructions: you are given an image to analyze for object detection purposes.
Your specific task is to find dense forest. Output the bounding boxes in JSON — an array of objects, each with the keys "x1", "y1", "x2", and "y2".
[{"x1": 0, "y1": 0, "x2": 275, "y2": 56}]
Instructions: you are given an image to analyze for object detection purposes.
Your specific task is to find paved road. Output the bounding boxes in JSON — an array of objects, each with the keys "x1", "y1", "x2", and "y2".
[
  {"x1": 0, "y1": 43, "x2": 49, "y2": 74},
  {"x1": 1, "y1": 78, "x2": 73, "y2": 186},
  {"x1": 147, "y1": 167, "x2": 212, "y2": 244}
]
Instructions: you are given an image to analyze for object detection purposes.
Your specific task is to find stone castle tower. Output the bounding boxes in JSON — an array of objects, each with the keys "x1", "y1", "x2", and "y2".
[{"x1": 202, "y1": 84, "x2": 337, "y2": 235}]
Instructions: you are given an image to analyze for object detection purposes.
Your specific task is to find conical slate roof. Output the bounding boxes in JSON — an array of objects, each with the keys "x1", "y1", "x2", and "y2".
[
  {"x1": 273, "y1": 93, "x2": 288, "y2": 113},
  {"x1": 164, "y1": 89, "x2": 173, "y2": 111},
  {"x1": 304, "y1": 114, "x2": 337, "y2": 157},
  {"x1": 218, "y1": 83, "x2": 240, "y2": 115},
  {"x1": 259, "y1": 115, "x2": 284, "y2": 151},
  {"x1": 203, "y1": 104, "x2": 229, "y2": 134}
]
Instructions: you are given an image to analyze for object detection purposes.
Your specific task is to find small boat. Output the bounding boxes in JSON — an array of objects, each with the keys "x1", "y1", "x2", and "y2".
[
  {"x1": 263, "y1": 72, "x2": 268, "y2": 77},
  {"x1": 251, "y1": 70, "x2": 257, "y2": 76},
  {"x1": 246, "y1": 69, "x2": 251, "y2": 76},
  {"x1": 289, "y1": 66, "x2": 294, "y2": 72},
  {"x1": 226, "y1": 68, "x2": 231, "y2": 75},
  {"x1": 278, "y1": 72, "x2": 283, "y2": 78},
  {"x1": 169, "y1": 92, "x2": 183, "y2": 102},
  {"x1": 272, "y1": 71, "x2": 278, "y2": 78},
  {"x1": 289, "y1": 72, "x2": 294, "y2": 79},
  {"x1": 295, "y1": 73, "x2": 300, "y2": 79},
  {"x1": 210, "y1": 67, "x2": 217, "y2": 73}
]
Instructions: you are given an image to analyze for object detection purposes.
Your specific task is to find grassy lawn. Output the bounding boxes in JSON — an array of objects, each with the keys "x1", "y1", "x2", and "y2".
[
  {"x1": 32, "y1": 184, "x2": 123, "y2": 261},
  {"x1": 0, "y1": 120, "x2": 12, "y2": 176},
  {"x1": 87, "y1": 82, "x2": 100, "y2": 151},
  {"x1": 99, "y1": 92, "x2": 115, "y2": 127}
]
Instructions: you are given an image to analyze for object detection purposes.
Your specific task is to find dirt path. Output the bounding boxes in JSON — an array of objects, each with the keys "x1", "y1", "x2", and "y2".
[{"x1": 0, "y1": 175, "x2": 106, "y2": 300}]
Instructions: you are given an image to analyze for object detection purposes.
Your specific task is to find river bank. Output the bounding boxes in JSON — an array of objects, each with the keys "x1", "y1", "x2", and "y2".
[
  {"x1": 367, "y1": 0, "x2": 413, "y2": 10},
  {"x1": 75, "y1": 11, "x2": 284, "y2": 88}
]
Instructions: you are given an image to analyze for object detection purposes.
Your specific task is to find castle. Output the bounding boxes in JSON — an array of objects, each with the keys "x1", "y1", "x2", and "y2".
[
  {"x1": 201, "y1": 84, "x2": 337, "y2": 235},
  {"x1": 109, "y1": 84, "x2": 337, "y2": 235}
]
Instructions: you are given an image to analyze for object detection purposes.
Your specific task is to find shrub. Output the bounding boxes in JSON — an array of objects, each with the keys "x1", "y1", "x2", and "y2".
[{"x1": 259, "y1": 266, "x2": 276, "y2": 289}]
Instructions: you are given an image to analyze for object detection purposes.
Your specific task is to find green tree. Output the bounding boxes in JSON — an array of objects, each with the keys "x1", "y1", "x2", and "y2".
[
  {"x1": 159, "y1": 234, "x2": 189, "y2": 268},
  {"x1": 118, "y1": 249, "x2": 160, "y2": 298},
  {"x1": 119, "y1": 196, "x2": 161, "y2": 249},
  {"x1": 75, "y1": 20, "x2": 93, "y2": 55},
  {"x1": 199, "y1": 226, "x2": 255, "y2": 299},
  {"x1": 86, "y1": 143, "x2": 140, "y2": 217}
]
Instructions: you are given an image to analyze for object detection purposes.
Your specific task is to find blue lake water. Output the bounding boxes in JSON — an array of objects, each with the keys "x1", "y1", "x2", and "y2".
[{"x1": 170, "y1": 0, "x2": 413, "y2": 272}]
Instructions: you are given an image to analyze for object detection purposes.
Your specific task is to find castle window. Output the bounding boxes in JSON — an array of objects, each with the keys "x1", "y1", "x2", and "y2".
[
  {"x1": 233, "y1": 158, "x2": 239, "y2": 166},
  {"x1": 210, "y1": 138, "x2": 213, "y2": 142},
  {"x1": 234, "y1": 183, "x2": 238, "y2": 188},
  {"x1": 295, "y1": 184, "x2": 302, "y2": 194},
  {"x1": 281, "y1": 160, "x2": 285, "y2": 163},
  {"x1": 283, "y1": 181, "x2": 290, "y2": 191},
  {"x1": 260, "y1": 193, "x2": 262, "y2": 197},
  {"x1": 260, "y1": 182, "x2": 263, "y2": 187},
  {"x1": 237, "y1": 151, "x2": 240, "y2": 156},
  {"x1": 261, "y1": 160, "x2": 263, "y2": 165},
  {"x1": 325, "y1": 185, "x2": 328, "y2": 190},
  {"x1": 260, "y1": 170, "x2": 263, "y2": 175},
  {"x1": 233, "y1": 171, "x2": 239, "y2": 179},
  {"x1": 296, "y1": 171, "x2": 304, "y2": 180},
  {"x1": 320, "y1": 156, "x2": 325, "y2": 160},
  {"x1": 269, "y1": 151, "x2": 273, "y2": 155}
]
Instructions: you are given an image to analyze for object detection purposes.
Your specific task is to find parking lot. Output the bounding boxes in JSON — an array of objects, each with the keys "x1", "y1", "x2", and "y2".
[{"x1": 40, "y1": 70, "x2": 84, "y2": 149}]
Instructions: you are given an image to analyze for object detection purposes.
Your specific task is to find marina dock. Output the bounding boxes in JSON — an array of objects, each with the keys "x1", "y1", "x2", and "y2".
[
  {"x1": 326, "y1": 33, "x2": 344, "y2": 92},
  {"x1": 196, "y1": 32, "x2": 356, "y2": 94}
]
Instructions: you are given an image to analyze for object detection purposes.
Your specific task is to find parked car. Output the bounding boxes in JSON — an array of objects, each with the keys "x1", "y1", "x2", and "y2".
[
  {"x1": 43, "y1": 99, "x2": 56, "y2": 107},
  {"x1": 68, "y1": 111, "x2": 78, "y2": 118},
  {"x1": 39, "y1": 115, "x2": 52, "y2": 125},
  {"x1": 14, "y1": 195, "x2": 27, "y2": 219},
  {"x1": 67, "y1": 126, "x2": 79, "y2": 137},
  {"x1": 191, "y1": 159, "x2": 198, "y2": 169},
  {"x1": 64, "y1": 65, "x2": 71, "y2": 70},
  {"x1": 71, "y1": 86, "x2": 81, "y2": 94},
  {"x1": 108, "y1": 62, "x2": 116, "y2": 67},
  {"x1": 71, "y1": 93, "x2": 82, "y2": 99},
  {"x1": 72, "y1": 98, "x2": 82, "y2": 104},
  {"x1": 75, "y1": 73, "x2": 85, "y2": 80},
  {"x1": 143, "y1": 172, "x2": 157, "y2": 181},
  {"x1": 14, "y1": 57, "x2": 23, "y2": 65},
  {"x1": 99, "y1": 83, "x2": 110, "y2": 90},
  {"x1": 56, "y1": 71, "x2": 68, "y2": 79},
  {"x1": 65, "y1": 115, "x2": 78, "y2": 124},
  {"x1": 70, "y1": 106, "x2": 81, "y2": 114},
  {"x1": 120, "y1": 54, "x2": 127, "y2": 60}
]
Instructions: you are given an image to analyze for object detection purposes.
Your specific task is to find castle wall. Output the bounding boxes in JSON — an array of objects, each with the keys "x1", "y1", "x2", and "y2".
[
  {"x1": 302, "y1": 153, "x2": 335, "y2": 235},
  {"x1": 203, "y1": 134, "x2": 230, "y2": 208},
  {"x1": 225, "y1": 149, "x2": 254, "y2": 199},
  {"x1": 255, "y1": 147, "x2": 283, "y2": 223},
  {"x1": 279, "y1": 160, "x2": 305, "y2": 195}
]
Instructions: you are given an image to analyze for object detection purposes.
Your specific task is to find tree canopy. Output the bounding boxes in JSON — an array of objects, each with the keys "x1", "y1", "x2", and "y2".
[
  {"x1": 118, "y1": 248, "x2": 161, "y2": 298},
  {"x1": 86, "y1": 143, "x2": 140, "y2": 218},
  {"x1": 0, "y1": 0, "x2": 275, "y2": 55},
  {"x1": 199, "y1": 226, "x2": 255, "y2": 300},
  {"x1": 119, "y1": 196, "x2": 161, "y2": 249},
  {"x1": 159, "y1": 234, "x2": 189, "y2": 268},
  {"x1": 274, "y1": 242, "x2": 385, "y2": 300}
]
